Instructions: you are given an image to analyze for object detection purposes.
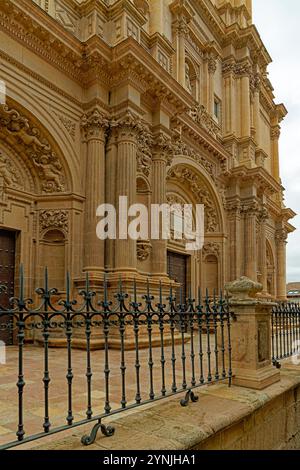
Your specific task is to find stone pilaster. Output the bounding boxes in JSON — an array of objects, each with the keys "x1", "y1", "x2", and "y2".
[
  {"x1": 271, "y1": 125, "x2": 281, "y2": 182},
  {"x1": 226, "y1": 277, "x2": 280, "y2": 390},
  {"x1": 252, "y1": 73, "x2": 261, "y2": 146},
  {"x1": 151, "y1": 133, "x2": 173, "y2": 277},
  {"x1": 276, "y1": 228, "x2": 288, "y2": 301},
  {"x1": 223, "y1": 61, "x2": 236, "y2": 136},
  {"x1": 227, "y1": 202, "x2": 242, "y2": 281},
  {"x1": 208, "y1": 57, "x2": 217, "y2": 115},
  {"x1": 105, "y1": 128, "x2": 118, "y2": 271},
  {"x1": 115, "y1": 112, "x2": 140, "y2": 274},
  {"x1": 259, "y1": 207, "x2": 269, "y2": 294},
  {"x1": 81, "y1": 109, "x2": 109, "y2": 274},
  {"x1": 242, "y1": 201, "x2": 258, "y2": 280}
]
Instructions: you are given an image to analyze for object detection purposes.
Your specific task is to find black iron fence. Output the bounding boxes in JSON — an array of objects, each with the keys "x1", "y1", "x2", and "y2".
[
  {"x1": 0, "y1": 266, "x2": 233, "y2": 450},
  {"x1": 271, "y1": 302, "x2": 300, "y2": 368}
]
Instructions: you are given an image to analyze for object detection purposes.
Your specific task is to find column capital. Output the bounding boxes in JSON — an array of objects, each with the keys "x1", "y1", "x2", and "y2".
[
  {"x1": 81, "y1": 108, "x2": 109, "y2": 141},
  {"x1": 225, "y1": 200, "x2": 241, "y2": 218},
  {"x1": 241, "y1": 199, "x2": 259, "y2": 216},
  {"x1": 152, "y1": 132, "x2": 174, "y2": 166},
  {"x1": 275, "y1": 228, "x2": 288, "y2": 244},
  {"x1": 113, "y1": 111, "x2": 144, "y2": 142},
  {"x1": 207, "y1": 57, "x2": 217, "y2": 75},
  {"x1": 271, "y1": 125, "x2": 281, "y2": 140}
]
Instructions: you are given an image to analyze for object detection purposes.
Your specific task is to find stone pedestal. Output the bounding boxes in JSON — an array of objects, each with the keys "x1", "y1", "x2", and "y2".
[{"x1": 226, "y1": 276, "x2": 280, "y2": 390}]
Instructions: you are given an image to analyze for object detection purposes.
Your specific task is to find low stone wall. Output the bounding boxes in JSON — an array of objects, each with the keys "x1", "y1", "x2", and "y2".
[{"x1": 18, "y1": 363, "x2": 300, "y2": 451}]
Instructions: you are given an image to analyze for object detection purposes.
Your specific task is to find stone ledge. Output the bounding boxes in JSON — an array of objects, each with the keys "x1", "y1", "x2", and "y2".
[{"x1": 14, "y1": 363, "x2": 300, "y2": 451}]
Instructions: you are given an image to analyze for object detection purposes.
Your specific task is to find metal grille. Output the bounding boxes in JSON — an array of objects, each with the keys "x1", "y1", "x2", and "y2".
[
  {"x1": 271, "y1": 302, "x2": 300, "y2": 368},
  {"x1": 0, "y1": 266, "x2": 233, "y2": 450}
]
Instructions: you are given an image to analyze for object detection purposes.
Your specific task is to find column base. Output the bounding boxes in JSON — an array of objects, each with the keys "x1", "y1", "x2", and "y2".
[{"x1": 233, "y1": 365, "x2": 280, "y2": 390}]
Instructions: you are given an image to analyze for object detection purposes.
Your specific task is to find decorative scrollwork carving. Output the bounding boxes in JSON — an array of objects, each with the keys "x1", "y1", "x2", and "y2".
[
  {"x1": 137, "y1": 240, "x2": 152, "y2": 261},
  {"x1": 39, "y1": 210, "x2": 69, "y2": 235},
  {"x1": 189, "y1": 104, "x2": 221, "y2": 140},
  {"x1": 167, "y1": 165, "x2": 218, "y2": 233},
  {"x1": 0, "y1": 104, "x2": 66, "y2": 193}
]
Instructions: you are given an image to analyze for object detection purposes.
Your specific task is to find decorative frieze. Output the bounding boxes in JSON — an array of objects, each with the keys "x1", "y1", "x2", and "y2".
[
  {"x1": 202, "y1": 242, "x2": 220, "y2": 258},
  {"x1": 39, "y1": 210, "x2": 69, "y2": 235},
  {"x1": 190, "y1": 104, "x2": 221, "y2": 140}
]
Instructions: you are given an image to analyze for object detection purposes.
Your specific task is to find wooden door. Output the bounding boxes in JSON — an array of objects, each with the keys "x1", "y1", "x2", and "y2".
[
  {"x1": 0, "y1": 230, "x2": 16, "y2": 345},
  {"x1": 167, "y1": 251, "x2": 188, "y2": 303}
]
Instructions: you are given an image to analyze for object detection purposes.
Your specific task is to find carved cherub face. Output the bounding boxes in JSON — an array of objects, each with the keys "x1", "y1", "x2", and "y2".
[{"x1": 40, "y1": 156, "x2": 49, "y2": 164}]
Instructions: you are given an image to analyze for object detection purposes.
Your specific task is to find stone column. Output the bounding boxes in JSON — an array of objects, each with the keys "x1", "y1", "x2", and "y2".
[
  {"x1": 240, "y1": 72, "x2": 251, "y2": 138},
  {"x1": 276, "y1": 229, "x2": 288, "y2": 301},
  {"x1": 225, "y1": 277, "x2": 280, "y2": 390},
  {"x1": 170, "y1": 2, "x2": 191, "y2": 86},
  {"x1": 259, "y1": 207, "x2": 269, "y2": 294},
  {"x1": 243, "y1": 202, "x2": 258, "y2": 280},
  {"x1": 252, "y1": 75, "x2": 261, "y2": 146},
  {"x1": 223, "y1": 61, "x2": 236, "y2": 136},
  {"x1": 208, "y1": 57, "x2": 217, "y2": 115},
  {"x1": 271, "y1": 126, "x2": 281, "y2": 182},
  {"x1": 226, "y1": 201, "x2": 242, "y2": 281},
  {"x1": 115, "y1": 112, "x2": 139, "y2": 274},
  {"x1": 151, "y1": 133, "x2": 173, "y2": 277},
  {"x1": 105, "y1": 128, "x2": 118, "y2": 271},
  {"x1": 81, "y1": 109, "x2": 108, "y2": 273}
]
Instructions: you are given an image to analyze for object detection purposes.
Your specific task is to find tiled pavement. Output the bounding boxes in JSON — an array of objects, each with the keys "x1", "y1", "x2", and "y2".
[{"x1": 0, "y1": 334, "x2": 223, "y2": 449}]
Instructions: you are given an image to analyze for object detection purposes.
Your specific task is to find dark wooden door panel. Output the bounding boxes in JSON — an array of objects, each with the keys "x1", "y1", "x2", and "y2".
[
  {"x1": 0, "y1": 230, "x2": 16, "y2": 345},
  {"x1": 167, "y1": 251, "x2": 187, "y2": 302}
]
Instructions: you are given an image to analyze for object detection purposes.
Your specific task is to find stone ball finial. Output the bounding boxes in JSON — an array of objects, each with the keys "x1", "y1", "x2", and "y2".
[{"x1": 225, "y1": 276, "x2": 263, "y2": 301}]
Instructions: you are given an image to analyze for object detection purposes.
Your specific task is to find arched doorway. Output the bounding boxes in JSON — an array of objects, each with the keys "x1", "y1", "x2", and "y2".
[{"x1": 166, "y1": 161, "x2": 225, "y2": 296}]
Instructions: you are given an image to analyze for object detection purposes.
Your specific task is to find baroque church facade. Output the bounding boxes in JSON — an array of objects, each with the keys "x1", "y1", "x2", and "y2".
[{"x1": 0, "y1": 0, "x2": 296, "y2": 307}]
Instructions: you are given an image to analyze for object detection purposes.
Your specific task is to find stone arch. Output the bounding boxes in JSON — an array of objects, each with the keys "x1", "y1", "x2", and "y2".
[
  {"x1": 167, "y1": 160, "x2": 225, "y2": 234},
  {"x1": 185, "y1": 56, "x2": 199, "y2": 99},
  {"x1": 166, "y1": 161, "x2": 225, "y2": 292},
  {"x1": 0, "y1": 99, "x2": 76, "y2": 194},
  {"x1": 39, "y1": 229, "x2": 67, "y2": 291}
]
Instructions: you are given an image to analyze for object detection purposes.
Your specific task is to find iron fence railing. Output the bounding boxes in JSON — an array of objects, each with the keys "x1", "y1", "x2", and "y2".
[
  {"x1": 271, "y1": 302, "x2": 300, "y2": 368},
  {"x1": 0, "y1": 266, "x2": 233, "y2": 450}
]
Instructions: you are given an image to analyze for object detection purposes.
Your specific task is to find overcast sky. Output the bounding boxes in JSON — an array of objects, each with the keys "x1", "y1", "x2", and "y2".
[{"x1": 253, "y1": 0, "x2": 300, "y2": 282}]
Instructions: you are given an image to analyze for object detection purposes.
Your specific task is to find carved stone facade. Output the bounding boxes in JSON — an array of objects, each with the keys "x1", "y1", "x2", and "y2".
[{"x1": 0, "y1": 0, "x2": 295, "y2": 307}]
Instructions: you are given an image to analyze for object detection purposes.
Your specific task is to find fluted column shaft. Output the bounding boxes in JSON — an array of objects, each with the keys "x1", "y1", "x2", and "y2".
[
  {"x1": 253, "y1": 88, "x2": 261, "y2": 146},
  {"x1": 259, "y1": 211, "x2": 268, "y2": 293},
  {"x1": 271, "y1": 126, "x2": 281, "y2": 182},
  {"x1": 276, "y1": 230, "x2": 287, "y2": 300},
  {"x1": 224, "y1": 72, "x2": 236, "y2": 135},
  {"x1": 227, "y1": 204, "x2": 242, "y2": 281},
  {"x1": 81, "y1": 110, "x2": 108, "y2": 273},
  {"x1": 105, "y1": 129, "x2": 118, "y2": 271},
  {"x1": 244, "y1": 206, "x2": 257, "y2": 280},
  {"x1": 115, "y1": 126, "x2": 138, "y2": 273},
  {"x1": 240, "y1": 75, "x2": 251, "y2": 137},
  {"x1": 208, "y1": 58, "x2": 217, "y2": 115},
  {"x1": 151, "y1": 153, "x2": 167, "y2": 276}
]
